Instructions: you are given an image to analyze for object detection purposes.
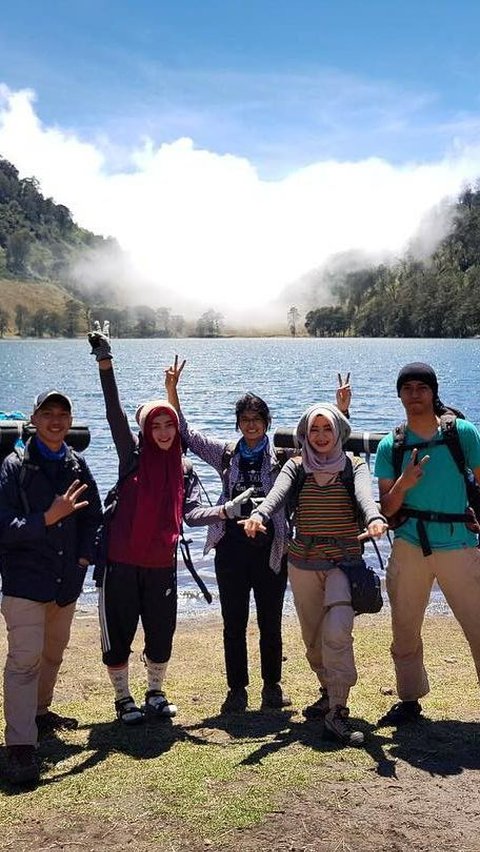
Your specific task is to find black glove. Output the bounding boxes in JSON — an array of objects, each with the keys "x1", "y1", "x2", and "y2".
[{"x1": 88, "y1": 331, "x2": 113, "y2": 362}]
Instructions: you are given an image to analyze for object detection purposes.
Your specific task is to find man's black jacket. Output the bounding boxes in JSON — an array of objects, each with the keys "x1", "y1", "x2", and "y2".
[{"x1": 0, "y1": 438, "x2": 102, "y2": 606}]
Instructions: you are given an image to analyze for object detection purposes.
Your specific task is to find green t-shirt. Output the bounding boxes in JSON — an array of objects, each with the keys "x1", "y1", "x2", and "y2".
[{"x1": 374, "y1": 418, "x2": 480, "y2": 551}]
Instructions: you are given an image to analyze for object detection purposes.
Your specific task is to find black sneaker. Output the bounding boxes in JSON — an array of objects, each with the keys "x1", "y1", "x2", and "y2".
[
  {"x1": 220, "y1": 687, "x2": 248, "y2": 714},
  {"x1": 5, "y1": 745, "x2": 40, "y2": 786},
  {"x1": 261, "y1": 683, "x2": 292, "y2": 710},
  {"x1": 324, "y1": 705, "x2": 364, "y2": 746},
  {"x1": 36, "y1": 710, "x2": 78, "y2": 736},
  {"x1": 303, "y1": 687, "x2": 329, "y2": 720},
  {"x1": 378, "y1": 700, "x2": 422, "y2": 726}
]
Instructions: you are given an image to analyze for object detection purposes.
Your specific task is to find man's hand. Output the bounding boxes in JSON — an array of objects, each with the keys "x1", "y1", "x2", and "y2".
[
  {"x1": 336, "y1": 372, "x2": 351, "y2": 414},
  {"x1": 223, "y1": 487, "x2": 254, "y2": 519},
  {"x1": 44, "y1": 480, "x2": 89, "y2": 526},
  {"x1": 238, "y1": 517, "x2": 267, "y2": 538},
  {"x1": 88, "y1": 330, "x2": 112, "y2": 362},
  {"x1": 400, "y1": 448, "x2": 430, "y2": 490}
]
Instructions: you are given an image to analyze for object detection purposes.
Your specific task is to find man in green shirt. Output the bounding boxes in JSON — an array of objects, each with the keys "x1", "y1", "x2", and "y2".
[{"x1": 375, "y1": 363, "x2": 480, "y2": 724}]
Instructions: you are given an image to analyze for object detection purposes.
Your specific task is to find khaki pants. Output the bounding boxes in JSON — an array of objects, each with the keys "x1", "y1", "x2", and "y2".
[
  {"x1": 288, "y1": 563, "x2": 357, "y2": 708},
  {"x1": 1, "y1": 596, "x2": 76, "y2": 746},
  {"x1": 387, "y1": 539, "x2": 480, "y2": 701}
]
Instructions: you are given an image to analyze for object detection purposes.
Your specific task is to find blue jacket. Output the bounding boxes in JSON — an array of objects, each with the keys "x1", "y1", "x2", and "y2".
[{"x1": 0, "y1": 438, "x2": 102, "y2": 606}]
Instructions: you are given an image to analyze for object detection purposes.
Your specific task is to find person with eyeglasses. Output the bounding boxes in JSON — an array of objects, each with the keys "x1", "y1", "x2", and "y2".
[{"x1": 165, "y1": 358, "x2": 351, "y2": 715}]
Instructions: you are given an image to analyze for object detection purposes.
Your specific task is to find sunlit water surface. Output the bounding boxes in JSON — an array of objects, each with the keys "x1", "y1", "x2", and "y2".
[{"x1": 2, "y1": 337, "x2": 479, "y2": 618}]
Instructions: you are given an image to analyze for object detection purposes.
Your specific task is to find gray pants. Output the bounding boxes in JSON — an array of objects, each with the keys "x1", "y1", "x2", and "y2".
[{"x1": 1, "y1": 595, "x2": 76, "y2": 746}]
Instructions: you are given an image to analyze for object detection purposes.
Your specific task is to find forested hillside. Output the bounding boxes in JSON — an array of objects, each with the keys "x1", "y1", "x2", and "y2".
[
  {"x1": 305, "y1": 184, "x2": 480, "y2": 338},
  {"x1": 2, "y1": 152, "x2": 479, "y2": 339},
  {"x1": 0, "y1": 157, "x2": 227, "y2": 338}
]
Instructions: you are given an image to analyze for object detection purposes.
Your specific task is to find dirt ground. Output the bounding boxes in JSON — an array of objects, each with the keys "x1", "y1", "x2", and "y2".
[
  {"x1": 5, "y1": 751, "x2": 480, "y2": 852},
  {"x1": 2, "y1": 613, "x2": 480, "y2": 852}
]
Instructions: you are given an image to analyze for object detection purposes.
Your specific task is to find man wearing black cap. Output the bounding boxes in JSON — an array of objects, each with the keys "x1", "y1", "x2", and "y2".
[
  {"x1": 0, "y1": 390, "x2": 101, "y2": 784},
  {"x1": 375, "y1": 363, "x2": 480, "y2": 724}
]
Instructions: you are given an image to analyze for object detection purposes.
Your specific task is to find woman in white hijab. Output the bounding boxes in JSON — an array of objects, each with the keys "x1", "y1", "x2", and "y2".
[{"x1": 243, "y1": 401, "x2": 387, "y2": 746}]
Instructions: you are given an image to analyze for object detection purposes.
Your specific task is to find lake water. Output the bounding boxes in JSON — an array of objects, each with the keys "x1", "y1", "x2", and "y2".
[{"x1": 2, "y1": 336, "x2": 480, "y2": 617}]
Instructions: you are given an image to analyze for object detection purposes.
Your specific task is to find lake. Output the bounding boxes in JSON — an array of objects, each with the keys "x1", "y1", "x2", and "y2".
[{"x1": 2, "y1": 336, "x2": 480, "y2": 616}]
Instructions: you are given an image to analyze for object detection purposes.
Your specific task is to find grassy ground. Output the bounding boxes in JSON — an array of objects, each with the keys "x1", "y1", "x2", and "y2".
[{"x1": 1, "y1": 612, "x2": 479, "y2": 851}]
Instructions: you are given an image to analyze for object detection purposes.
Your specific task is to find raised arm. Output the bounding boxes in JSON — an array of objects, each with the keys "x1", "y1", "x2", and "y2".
[
  {"x1": 88, "y1": 331, "x2": 137, "y2": 471},
  {"x1": 164, "y1": 355, "x2": 227, "y2": 471},
  {"x1": 336, "y1": 372, "x2": 351, "y2": 418}
]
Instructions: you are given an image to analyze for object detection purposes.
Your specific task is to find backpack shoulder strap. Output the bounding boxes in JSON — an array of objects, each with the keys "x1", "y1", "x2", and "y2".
[
  {"x1": 285, "y1": 458, "x2": 307, "y2": 526},
  {"x1": 341, "y1": 453, "x2": 366, "y2": 526},
  {"x1": 391, "y1": 421, "x2": 407, "y2": 480},
  {"x1": 221, "y1": 441, "x2": 237, "y2": 477},
  {"x1": 182, "y1": 456, "x2": 193, "y2": 484},
  {"x1": 15, "y1": 441, "x2": 34, "y2": 515},
  {"x1": 440, "y1": 413, "x2": 465, "y2": 476}
]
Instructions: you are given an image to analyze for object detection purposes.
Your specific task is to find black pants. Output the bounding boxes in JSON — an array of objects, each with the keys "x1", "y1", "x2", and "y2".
[
  {"x1": 99, "y1": 562, "x2": 177, "y2": 667},
  {"x1": 214, "y1": 536, "x2": 288, "y2": 689}
]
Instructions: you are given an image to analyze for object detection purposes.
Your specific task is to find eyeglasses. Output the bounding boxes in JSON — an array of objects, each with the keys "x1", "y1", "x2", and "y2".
[{"x1": 239, "y1": 416, "x2": 264, "y2": 426}]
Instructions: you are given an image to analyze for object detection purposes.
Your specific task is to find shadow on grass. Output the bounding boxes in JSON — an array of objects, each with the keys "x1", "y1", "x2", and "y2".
[
  {"x1": 366, "y1": 716, "x2": 480, "y2": 778},
  {"x1": 0, "y1": 715, "x2": 183, "y2": 795},
  {"x1": 183, "y1": 708, "x2": 348, "y2": 762},
  {"x1": 184, "y1": 709, "x2": 480, "y2": 780}
]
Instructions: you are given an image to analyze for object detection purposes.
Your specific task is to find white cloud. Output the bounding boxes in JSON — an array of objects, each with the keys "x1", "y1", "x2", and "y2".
[{"x1": 1, "y1": 84, "x2": 480, "y2": 321}]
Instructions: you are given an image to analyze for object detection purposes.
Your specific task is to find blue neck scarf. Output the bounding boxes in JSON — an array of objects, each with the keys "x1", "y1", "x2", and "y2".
[
  {"x1": 238, "y1": 435, "x2": 268, "y2": 461},
  {"x1": 34, "y1": 435, "x2": 67, "y2": 461}
]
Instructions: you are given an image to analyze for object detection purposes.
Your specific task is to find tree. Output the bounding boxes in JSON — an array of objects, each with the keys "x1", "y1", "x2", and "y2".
[
  {"x1": 32, "y1": 308, "x2": 48, "y2": 337},
  {"x1": 155, "y1": 307, "x2": 171, "y2": 337},
  {"x1": 6, "y1": 228, "x2": 31, "y2": 274},
  {"x1": 287, "y1": 306, "x2": 300, "y2": 337},
  {"x1": 64, "y1": 299, "x2": 82, "y2": 337},
  {"x1": 0, "y1": 308, "x2": 8, "y2": 337},
  {"x1": 15, "y1": 304, "x2": 30, "y2": 336},
  {"x1": 305, "y1": 306, "x2": 350, "y2": 337},
  {"x1": 196, "y1": 309, "x2": 224, "y2": 337},
  {"x1": 134, "y1": 305, "x2": 156, "y2": 337}
]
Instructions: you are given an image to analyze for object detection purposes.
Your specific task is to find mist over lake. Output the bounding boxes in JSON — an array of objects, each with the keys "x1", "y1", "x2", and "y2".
[{"x1": 2, "y1": 336, "x2": 479, "y2": 615}]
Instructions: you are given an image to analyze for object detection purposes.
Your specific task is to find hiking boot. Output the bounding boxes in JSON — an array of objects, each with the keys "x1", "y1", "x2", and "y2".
[
  {"x1": 378, "y1": 700, "x2": 422, "y2": 726},
  {"x1": 36, "y1": 710, "x2": 78, "y2": 737},
  {"x1": 324, "y1": 705, "x2": 364, "y2": 746},
  {"x1": 5, "y1": 745, "x2": 40, "y2": 786},
  {"x1": 303, "y1": 687, "x2": 330, "y2": 720},
  {"x1": 143, "y1": 689, "x2": 177, "y2": 718},
  {"x1": 261, "y1": 682, "x2": 292, "y2": 709},
  {"x1": 115, "y1": 696, "x2": 145, "y2": 726},
  {"x1": 220, "y1": 687, "x2": 248, "y2": 714}
]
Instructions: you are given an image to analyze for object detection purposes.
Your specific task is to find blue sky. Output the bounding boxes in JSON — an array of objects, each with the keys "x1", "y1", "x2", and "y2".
[
  {"x1": 1, "y1": 1, "x2": 480, "y2": 318},
  {"x1": 1, "y1": 0, "x2": 480, "y2": 176}
]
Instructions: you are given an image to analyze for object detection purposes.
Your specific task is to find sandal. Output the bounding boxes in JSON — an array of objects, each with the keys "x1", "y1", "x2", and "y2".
[
  {"x1": 115, "y1": 696, "x2": 144, "y2": 726},
  {"x1": 143, "y1": 689, "x2": 177, "y2": 718}
]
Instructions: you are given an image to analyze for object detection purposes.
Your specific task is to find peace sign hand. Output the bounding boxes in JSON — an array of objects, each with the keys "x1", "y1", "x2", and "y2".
[
  {"x1": 336, "y1": 372, "x2": 351, "y2": 414},
  {"x1": 400, "y1": 448, "x2": 430, "y2": 490},
  {"x1": 44, "y1": 480, "x2": 89, "y2": 526},
  {"x1": 164, "y1": 354, "x2": 186, "y2": 391}
]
